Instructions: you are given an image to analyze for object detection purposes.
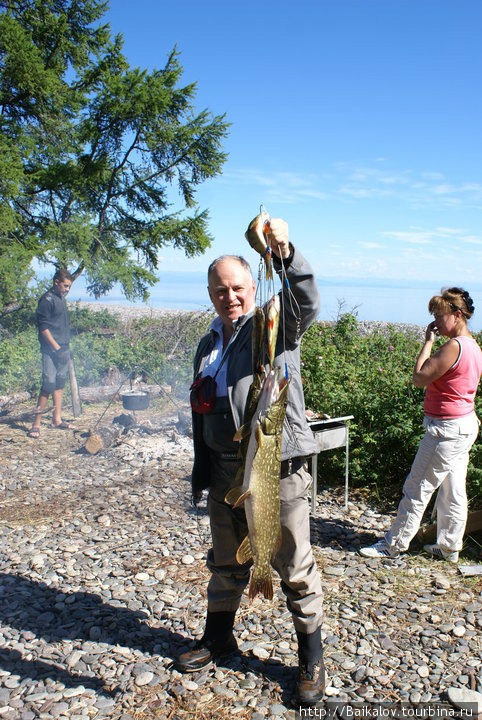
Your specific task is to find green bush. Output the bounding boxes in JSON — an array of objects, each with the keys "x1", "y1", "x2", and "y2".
[
  {"x1": 302, "y1": 314, "x2": 482, "y2": 505},
  {"x1": 123, "y1": 312, "x2": 213, "y2": 391},
  {"x1": 69, "y1": 305, "x2": 123, "y2": 333},
  {"x1": 0, "y1": 326, "x2": 39, "y2": 394},
  {"x1": 2, "y1": 304, "x2": 480, "y2": 507},
  {"x1": 0, "y1": 306, "x2": 213, "y2": 396}
]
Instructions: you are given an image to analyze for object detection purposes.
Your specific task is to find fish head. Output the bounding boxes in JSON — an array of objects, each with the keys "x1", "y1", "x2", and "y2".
[{"x1": 253, "y1": 368, "x2": 282, "y2": 423}]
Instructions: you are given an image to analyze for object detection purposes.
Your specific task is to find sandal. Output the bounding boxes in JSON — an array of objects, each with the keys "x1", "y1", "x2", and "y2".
[
  {"x1": 28, "y1": 428, "x2": 40, "y2": 438},
  {"x1": 51, "y1": 421, "x2": 74, "y2": 430}
]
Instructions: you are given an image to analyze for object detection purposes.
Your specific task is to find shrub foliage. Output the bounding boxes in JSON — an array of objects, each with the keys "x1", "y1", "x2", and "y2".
[
  {"x1": 301, "y1": 313, "x2": 482, "y2": 505},
  {"x1": 1, "y1": 306, "x2": 481, "y2": 505},
  {"x1": 0, "y1": 306, "x2": 212, "y2": 398}
]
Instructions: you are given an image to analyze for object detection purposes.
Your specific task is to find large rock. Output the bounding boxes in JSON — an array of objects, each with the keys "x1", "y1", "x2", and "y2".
[{"x1": 447, "y1": 687, "x2": 482, "y2": 715}]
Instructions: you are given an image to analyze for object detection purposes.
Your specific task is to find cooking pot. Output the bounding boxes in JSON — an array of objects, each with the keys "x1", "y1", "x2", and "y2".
[{"x1": 121, "y1": 391, "x2": 150, "y2": 411}]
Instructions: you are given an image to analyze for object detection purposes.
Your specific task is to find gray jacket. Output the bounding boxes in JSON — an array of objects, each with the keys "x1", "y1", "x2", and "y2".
[{"x1": 191, "y1": 245, "x2": 319, "y2": 499}]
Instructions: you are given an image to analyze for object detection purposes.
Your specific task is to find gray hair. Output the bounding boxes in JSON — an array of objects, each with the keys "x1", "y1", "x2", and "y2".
[{"x1": 207, "y1": 255, "x2": 254, "y2": 283}]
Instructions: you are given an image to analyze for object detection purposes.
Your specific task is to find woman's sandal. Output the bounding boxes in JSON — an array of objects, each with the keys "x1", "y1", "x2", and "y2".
[
  {"x1": 28, "y1": 428, "x2": 40, "y2": 438},
  {"x1": 51, "y1": 421, "x2": 74, "y2": 430}
]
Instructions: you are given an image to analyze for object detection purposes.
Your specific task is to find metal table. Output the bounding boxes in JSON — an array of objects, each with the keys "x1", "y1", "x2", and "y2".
[{"x1": 308, "y1": 415, "x2": 354, "y2": 512}]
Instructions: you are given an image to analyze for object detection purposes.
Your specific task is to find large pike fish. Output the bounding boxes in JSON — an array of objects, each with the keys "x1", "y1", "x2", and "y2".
[
  {"x1": 226, "y1": 295, "x2": 288, "y2": 600},
  {"x1": 233, "y1": 297, "x2": 279, "y2": 485},
  {"x1": 232, "y1": 306, "x2": 265, "y2": 486}
]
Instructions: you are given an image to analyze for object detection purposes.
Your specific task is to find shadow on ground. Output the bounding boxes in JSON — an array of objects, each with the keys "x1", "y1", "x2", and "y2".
[
  {"x1": 170, "y1": 647, "x2": 299, "y2": 708},
  {"x1": 0, "y1": 572, "x2": 189, "y2": 695}
]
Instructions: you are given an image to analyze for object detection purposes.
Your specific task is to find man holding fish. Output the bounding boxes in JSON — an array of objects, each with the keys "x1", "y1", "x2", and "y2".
[{"x1": 175, "y1": 214, "x2": 325, "y2": 706}]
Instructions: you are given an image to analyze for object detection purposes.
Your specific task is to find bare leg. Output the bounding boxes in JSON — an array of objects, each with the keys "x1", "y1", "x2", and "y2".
[
  {"x1": 30, "y1": 392, "x2": 49, "y2": 434},
  {"x1": 52, "y1": 388, "x2": 64, "y2": 426}
]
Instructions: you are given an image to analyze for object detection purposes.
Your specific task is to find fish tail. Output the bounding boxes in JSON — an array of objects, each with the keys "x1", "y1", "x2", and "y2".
[{"x1": 248, "y1": 571, "x2": 273, "y2": 601}]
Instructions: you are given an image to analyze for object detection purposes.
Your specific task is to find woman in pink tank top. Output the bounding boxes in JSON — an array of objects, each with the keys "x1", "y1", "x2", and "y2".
[{"x1": 360, "y1": 287, "x2": 481, "y2": 563}]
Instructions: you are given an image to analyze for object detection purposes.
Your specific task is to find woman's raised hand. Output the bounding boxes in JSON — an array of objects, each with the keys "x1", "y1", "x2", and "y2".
[{"x1": 425, "y1": 321, "x2": 437, "y2": 343}]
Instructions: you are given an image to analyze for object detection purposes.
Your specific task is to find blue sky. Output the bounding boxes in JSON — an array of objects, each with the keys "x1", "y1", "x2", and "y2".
[{"x1": 104, "y1": 0, "x2": 482, "y2": 292}]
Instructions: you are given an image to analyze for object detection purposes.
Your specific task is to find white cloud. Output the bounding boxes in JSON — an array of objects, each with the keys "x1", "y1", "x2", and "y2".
[
  {"x1": 339, "y1": 186, "x2": 379, "y2": 198},
  {"x1": 359, "y1": 241, "x2": 384, "y2": 249},
  {"x1": 223, "y1": 161, "x2": 482, "y2": 212},
  {"x1": 421, "y1": 171, "x2": 445, "y2": 180},
  {"x1": 435, "y1": 227, "x2": 464, "y2": 235},
  {"x1": 431, "y1": 184, "x2": 455, "y2": 195},
  {"x1": 224, "y1": 169, "x2": 276, "y2": 187},
  {"x1": 380, "y1": 227, "x2": 482, "y2": 249},
  {"x1": 297, "y1": 189, "x2": 331, "y2": 200},
  {"x1": 461, "y1": 183, "x2": 482, "y2": 193},
  {"x1": 332, "y1": 163, "x2": 482, "y2": 208},
  {"x1": 381, "y1": 231, "x2": 432, "y2": 245},
  {"x1": 223, "y1": 168, "x2": 330, "y2": 204}
]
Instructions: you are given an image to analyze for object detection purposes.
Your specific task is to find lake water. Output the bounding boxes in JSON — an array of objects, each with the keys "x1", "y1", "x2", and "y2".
[{"x1": 69, "y1": 272, "x2": 482, "y2": 332}]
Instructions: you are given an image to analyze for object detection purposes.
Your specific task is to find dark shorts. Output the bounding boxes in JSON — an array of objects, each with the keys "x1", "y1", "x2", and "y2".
[{"x1": 41, "y1": 351, "x2": 69, "y2": 392}]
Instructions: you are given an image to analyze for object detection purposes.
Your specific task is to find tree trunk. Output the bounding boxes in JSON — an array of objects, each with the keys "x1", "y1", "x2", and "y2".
[{"x1": 416, "y1": 510, "x2": 482, "y2": 544}]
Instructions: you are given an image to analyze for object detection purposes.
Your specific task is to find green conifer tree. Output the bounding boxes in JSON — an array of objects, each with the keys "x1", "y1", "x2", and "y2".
[{"x1": 0, "y1": 0, "x2": 229, "y2": 312}]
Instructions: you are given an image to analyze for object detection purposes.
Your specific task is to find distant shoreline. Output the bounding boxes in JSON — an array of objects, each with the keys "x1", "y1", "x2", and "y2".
[
  {"x1": 66, "y1": 278, "x2": 482, "y2": 333},
  {"x1": 70, "y1": 300, "x2": 210, "y2": 321},
  {"x1": 71, "y1": 300, "x2": 425, "y2": 338}
]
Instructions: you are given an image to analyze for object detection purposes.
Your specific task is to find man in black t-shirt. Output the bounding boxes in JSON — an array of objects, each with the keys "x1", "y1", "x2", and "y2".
[{"x1": 28, "y1": 269, "x2": 74, "y2": 438}]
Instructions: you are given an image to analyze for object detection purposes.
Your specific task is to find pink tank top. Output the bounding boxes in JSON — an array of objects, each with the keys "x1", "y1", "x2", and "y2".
[{"x1": 424, "y1": 336, "x2": 482, "y2": 418}]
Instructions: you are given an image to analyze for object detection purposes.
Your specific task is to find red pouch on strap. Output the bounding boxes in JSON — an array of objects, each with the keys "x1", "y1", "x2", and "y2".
[{"x1": 190, "y1": 374, "x2": 217, "y2": 414}]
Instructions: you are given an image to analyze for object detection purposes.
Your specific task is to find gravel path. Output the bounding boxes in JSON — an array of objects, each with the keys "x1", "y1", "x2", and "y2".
[{"x1": 0, "y1": 399, "x2": 481, "y2": 719}]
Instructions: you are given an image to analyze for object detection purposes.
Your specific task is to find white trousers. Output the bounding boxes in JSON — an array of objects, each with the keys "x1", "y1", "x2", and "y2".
[{"x1": 385, "y1": 411, "x2": 479, "y2": 552}]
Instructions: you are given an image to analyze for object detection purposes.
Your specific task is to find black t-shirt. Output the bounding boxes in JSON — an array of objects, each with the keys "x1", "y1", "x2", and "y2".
[{"x1": 36, "y1": 289, "x2": 70, "y2": 351}]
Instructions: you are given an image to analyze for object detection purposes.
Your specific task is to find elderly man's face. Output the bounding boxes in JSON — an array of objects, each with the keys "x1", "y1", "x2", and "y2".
[{"x1": 208, "y1": 259, "x2": 256, "y2": 328}]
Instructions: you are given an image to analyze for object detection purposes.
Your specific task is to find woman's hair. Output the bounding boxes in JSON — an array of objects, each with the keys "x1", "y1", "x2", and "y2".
[{"x1": 428, "y1": 287, "x2": 475, "y2": 320}]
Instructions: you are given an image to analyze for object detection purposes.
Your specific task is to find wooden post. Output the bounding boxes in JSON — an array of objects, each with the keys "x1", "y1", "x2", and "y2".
[{"x1": 68, "y1": 357, "x2": 82, "y2": 417}]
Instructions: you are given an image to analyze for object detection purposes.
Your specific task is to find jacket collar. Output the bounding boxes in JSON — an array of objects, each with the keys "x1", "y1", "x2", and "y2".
[{"x1": 210, "y1": 304, "x2": 256, "y2": 338}]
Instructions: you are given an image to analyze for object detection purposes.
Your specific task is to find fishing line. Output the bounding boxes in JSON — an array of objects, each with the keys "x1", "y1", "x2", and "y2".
[
  {"x1": 256, "y1": 258, "x2": 265, "y2": 308},
  {"x1": 256, "y1": 205, "x2": 304, "y2": 457},
  {"x1": 277, "y1": 254, "x2": 305, "y2": 455},
  {"x1": 279, "y1": 253, "x2": 302, "y2": 339},
  {"x1": 260, "y1": 206, "x2": 301, "y2": 381}
]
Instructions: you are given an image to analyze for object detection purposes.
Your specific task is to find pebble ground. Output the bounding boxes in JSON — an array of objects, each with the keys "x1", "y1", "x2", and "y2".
[{"x1": 0, "y1": 398, "x2": 481, "y2": 719}]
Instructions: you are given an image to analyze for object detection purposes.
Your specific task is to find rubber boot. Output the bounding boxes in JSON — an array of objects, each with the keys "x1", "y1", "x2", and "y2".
[
  {"x1": 175, "y1": 611, "x2": 237, "y2": 673},
  {"x1": 295, "y1": 627, "x2": 326, "y2": 706}
]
